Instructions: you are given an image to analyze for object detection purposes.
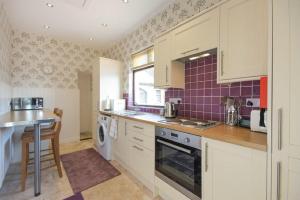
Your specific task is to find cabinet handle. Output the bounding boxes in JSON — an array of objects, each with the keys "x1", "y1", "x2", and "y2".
[
  {"x1": 276, "y1": 162, "x2": 281, "y2": 200},
  {"x1": 181, "y1": 48, "x2": 199, "y2": 55},
  {"x1": 221, "y1": 50, "x2": 224, "y2": 76},
  {"x1": 133, "y1": 137, "x2": 143, "y2": 142},
  {"x1": 278, "y1": 108, "x2": 282, "y2": 150},
  {"x1": 166, "y1": 65, "x2": 168, "y2": 84},
  {"x1": 133, "y1": 125, "x2": 143, "y2": 130},
  {"x1": 205, "y1": 142, "x2": 208, "y2": 172},
  {"x1": 133, "y1": 145, "x2": 143, "y2": 151}
]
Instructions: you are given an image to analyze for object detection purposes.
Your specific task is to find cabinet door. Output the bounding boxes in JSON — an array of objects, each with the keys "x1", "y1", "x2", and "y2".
[
  {"x1": 272, "y1": 0, "x2": 300, "y2": 199},
  {"x1": 154, "y1": 34, "x2": 170, "y2": 88},
  {"x1": 113, "y1": 118, "x2": 129, "y2": 166},
  {"x1": 202, "y1": 138, "x2": 267, "y2": 200},
  {"x1": 171, "y1": 8, "x2": 219, "y2": 60},
  {"x1": 219, "y1": 0, "x2": 267, "y2": 83}
]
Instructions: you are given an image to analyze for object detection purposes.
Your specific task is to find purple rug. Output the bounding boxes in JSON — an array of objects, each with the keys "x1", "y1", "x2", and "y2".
[
  {"x1": 64, "y1": 193, "x2": 84, "y2": 200},
  {"x1": 61, "y1": 148, "x2": 120, "y2": 193}
]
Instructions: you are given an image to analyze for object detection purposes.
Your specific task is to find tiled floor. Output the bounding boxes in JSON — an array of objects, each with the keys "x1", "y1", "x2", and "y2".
[{"x1": 0, "y1": 140, "x2": 159, "y2": 200}]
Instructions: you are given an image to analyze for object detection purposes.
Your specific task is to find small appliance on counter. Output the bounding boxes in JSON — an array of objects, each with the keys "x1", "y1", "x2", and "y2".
[
  {"x1": 250, "y1": 76, "x2": 268, "y2": 133},
  {"x1": 250, "y1": 110, "x2": 267, "y2": 133},
  {"x1": 103, "y1": 96, "x2": 112, "y2": 111},
  {"x1": 163, "y1": 102, "x2": 177, "y2": 118},
  {"x1": 111, "y1": 99, "x2": 126, "y2": 111},
  {"x1": 11, "y1": 97, "x2": 44, "y2": 111}
]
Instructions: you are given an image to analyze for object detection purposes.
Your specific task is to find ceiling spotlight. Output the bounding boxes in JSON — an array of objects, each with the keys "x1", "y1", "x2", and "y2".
[
  {"x1": 44, "y1": 25, "x2": 50, "y2": 29},
  {"x1": 122, "y1": 0, "x2": 129, "y2": 3},
  {"x1": 89, "y1": 37, "x2": 94, "y2": 41},
  {"x1": 46, "y1": 3, "x2": 54, "y2": 7},
  {"x1": 101, "y1": 23, "x2": 108, "y2": 27}
]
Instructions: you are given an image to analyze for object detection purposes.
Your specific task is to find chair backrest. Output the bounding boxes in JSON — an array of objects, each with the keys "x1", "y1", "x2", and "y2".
[
  {"x1": 53, "y1": 107, "x2": 59, "y2": 115},
  {"x1": 54, "y1": 109, "x2": 63, "y2": 137}
]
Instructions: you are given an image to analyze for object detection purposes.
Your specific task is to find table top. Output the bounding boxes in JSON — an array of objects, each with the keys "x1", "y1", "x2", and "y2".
[{"x1": 0, "y1": 110, "x2": 59, "y2": 128}]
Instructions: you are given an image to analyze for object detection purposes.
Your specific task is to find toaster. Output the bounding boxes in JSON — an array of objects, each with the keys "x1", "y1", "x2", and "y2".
[{"x1": 250, "y1": 110, "x2": 267, "y2": 133}]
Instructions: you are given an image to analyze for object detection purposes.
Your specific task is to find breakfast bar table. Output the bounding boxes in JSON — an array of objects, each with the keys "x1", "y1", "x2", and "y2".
[{"x1": 0, "y1": 110, "x2": 59, "y2": 196}]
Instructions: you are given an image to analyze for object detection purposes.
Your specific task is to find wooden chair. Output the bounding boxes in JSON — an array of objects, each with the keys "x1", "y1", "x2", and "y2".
[{"x1": 20, "y1": 109, "x2": 63, "y2": 191}]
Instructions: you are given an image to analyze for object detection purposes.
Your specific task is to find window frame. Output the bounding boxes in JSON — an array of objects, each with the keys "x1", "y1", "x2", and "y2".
[{"x1": 133, "y1": 65, "x2": 165, "y2": 108}]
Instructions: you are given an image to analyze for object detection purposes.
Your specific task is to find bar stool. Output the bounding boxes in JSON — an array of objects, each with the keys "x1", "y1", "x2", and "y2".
[
  {"x1": 20, "y1": 109, "x2": 63, "y2": 191},
  {"x1": 23, "y1": 108, "x2": 59, "y2": 132}
]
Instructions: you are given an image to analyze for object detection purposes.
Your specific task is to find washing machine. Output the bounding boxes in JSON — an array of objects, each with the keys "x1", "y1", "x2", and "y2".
[{"x1": 96, "y1": 114, "x2": 113, "y2": 160}]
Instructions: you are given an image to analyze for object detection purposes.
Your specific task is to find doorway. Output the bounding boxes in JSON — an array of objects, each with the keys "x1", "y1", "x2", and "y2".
[{"x1": 78, "y1": 71, "x2": 92, "y2": 140}]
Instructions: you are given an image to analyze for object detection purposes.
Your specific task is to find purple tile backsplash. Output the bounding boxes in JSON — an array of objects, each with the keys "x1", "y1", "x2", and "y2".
[{"x1": 124, "y1": 54, "x2": 260, "y2": 122}]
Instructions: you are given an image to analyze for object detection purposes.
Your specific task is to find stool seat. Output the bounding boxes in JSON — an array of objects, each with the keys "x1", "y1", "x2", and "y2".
[
  {"x1": 21, "y1": 129, "x2": 55, "y2": 142},
  {"x1": 23, "y1": 124, "x2": 54, "y2": 132}
]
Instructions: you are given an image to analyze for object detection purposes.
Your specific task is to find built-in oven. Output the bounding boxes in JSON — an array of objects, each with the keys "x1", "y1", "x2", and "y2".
[{"x1": 155, "y1": 127, "x2": 202, "y2": 200}]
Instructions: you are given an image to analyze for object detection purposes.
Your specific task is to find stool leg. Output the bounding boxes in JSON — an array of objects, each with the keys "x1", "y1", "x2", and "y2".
[
  {"x1": 21, "y1": 141, "x2": 28, "y2": 191},
  {"x1": 52, "y1": 138, "x2": 62, "y2": 177}
]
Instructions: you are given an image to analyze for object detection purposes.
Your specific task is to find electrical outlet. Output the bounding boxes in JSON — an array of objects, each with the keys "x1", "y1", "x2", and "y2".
[
  {"x1": 246, "y1": 98, "x2": 260, "y2": 107},
  {"x1": 169, "y1": 98, "x2": 182, "y2": 104}
]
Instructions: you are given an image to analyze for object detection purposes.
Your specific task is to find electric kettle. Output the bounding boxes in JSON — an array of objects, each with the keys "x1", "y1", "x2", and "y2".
[{"x1": 164, "y1": 102, "x2": 177, "y2": 118}]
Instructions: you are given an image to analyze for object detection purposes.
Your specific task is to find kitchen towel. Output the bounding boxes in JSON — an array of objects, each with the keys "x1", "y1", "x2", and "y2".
[{"x1": 109, "y1": 117, "x2": 118, "y2": 139}]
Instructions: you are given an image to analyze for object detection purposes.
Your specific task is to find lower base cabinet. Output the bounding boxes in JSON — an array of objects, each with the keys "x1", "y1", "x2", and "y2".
[
  {"x1": 202, "y1": 138, "x2": 267, "y2": 200},
  {"x1": 113, "y1": 118, "x2": 155, "y2": 192}
]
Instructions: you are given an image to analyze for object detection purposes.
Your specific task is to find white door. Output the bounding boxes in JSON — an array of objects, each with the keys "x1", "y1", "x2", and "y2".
[
  {"x1": 202, "y1": 138, "x2": 267, "y2": 200},
  {"x1": 272, "y1": 0, "x2": 300, "y2": 199},
  {"x1": 154, "y1": 33, "x2": 170, "y2": 88},
  {"x1": 171, "y1": 8, "x2": 219, "y2": 60},
  {"x1": 218, "y1": 0, "x2": 268, "y2": 83}
]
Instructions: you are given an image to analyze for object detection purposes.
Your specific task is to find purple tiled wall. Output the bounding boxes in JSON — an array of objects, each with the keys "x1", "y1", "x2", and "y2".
[{"x1": 124, "y1": 54, "x2": 260, "y2": 122}]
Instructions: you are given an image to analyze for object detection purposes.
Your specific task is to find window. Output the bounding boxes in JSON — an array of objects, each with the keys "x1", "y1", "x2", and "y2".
[{"x1": 133, "y1": 67, "x2": 165, "y2": 106}]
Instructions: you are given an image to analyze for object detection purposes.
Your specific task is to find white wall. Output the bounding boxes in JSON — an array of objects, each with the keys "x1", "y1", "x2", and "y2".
[
  {"x1": 78, "y1": 72, "x2": 92, "y2": 133},
  {"x1": 12, "y1": 87, "x2": 80, "y2": 143}
]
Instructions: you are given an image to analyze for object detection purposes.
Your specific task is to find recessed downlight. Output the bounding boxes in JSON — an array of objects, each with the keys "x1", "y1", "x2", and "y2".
[
  {"x1": 89, "y1": 37, "x2": 94, "y2": 41},
  {"x1": 101, "y1": 23, "x2": 108, "y2": 27},
  {"x1": 44, "y1": 25, "x2": 50, "y2": 29},
  {"x1": 122, "y1": 0, "x2": 129, "y2": 3},
  {"x1": 46, "y1": 3, "x2": 54, "y2": 7}
]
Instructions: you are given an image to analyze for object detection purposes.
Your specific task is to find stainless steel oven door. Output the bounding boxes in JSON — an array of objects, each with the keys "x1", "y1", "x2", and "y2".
[{"x1": 155, "y1": 136, "x2": 202, "y2": 200}]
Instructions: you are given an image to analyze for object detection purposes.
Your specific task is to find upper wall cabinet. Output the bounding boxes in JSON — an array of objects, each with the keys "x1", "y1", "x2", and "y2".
[
  {"x1": 154, "y1": 33, "x2": 185, "y2": 89},
  {"x1": 171, "y1": 8, "x2": 219, "y2": 60},
  {"x1": 218, "y1": 0, "x2": 268, "y2": 83}
]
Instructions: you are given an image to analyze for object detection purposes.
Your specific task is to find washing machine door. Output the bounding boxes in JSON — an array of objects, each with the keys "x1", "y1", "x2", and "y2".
[{"x1": 97, "y1": 123, "x2": 106, "y2": 146}]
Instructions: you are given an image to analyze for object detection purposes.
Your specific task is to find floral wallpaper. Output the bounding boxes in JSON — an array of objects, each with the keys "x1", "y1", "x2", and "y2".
[
  {"x1": 103, "y1": 0, "x2": 222, "y2": 93},
  {"x1": 0, "y1": 2, "x2": 12, "y2": 84},
  {"x1": 11, "y1": 30, "x2": 102, "y2": 89}
]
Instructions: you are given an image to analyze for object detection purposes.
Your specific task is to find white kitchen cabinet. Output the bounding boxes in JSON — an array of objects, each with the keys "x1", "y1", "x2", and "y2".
[
  {"x1": 272, "y1": 0, "x2": 300, "y2": 199},
  {"x1": 171, "y1": 8, "x2": 219, "y2": 60},
  {"x1": 218, "y1": 0, "x2": 268, "y2": 83},
  {"x1": 113, "y1": 118, "x2": 155, "y2": 192},
  {"x1": 0, "y1": 128, "x2": 13, "y2": 188},
  {"x1": 112, "y1": 118, "x2": 130, "y2": 167},
  {"x1": 154, "y1": 33, "x2": 185, "y2": 89},
  {"x1": 202, "y1": 138, "x2": 267, "y2": 200}
]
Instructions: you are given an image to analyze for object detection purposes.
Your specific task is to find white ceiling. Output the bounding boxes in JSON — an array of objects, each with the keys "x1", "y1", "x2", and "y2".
[{"x1": 3, "y1": 0, "x2": 173, "y2": 48}]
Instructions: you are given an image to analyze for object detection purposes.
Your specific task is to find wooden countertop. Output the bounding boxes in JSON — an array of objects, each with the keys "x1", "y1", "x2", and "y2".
[
  {"x1": 100, "y1": 111, "x2": 267, "y2": 151},
  {"x1": 0, "y1": 110, "x2": 59, "y2": 128}
]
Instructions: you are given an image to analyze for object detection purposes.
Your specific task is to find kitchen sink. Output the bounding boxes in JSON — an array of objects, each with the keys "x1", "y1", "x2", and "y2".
[{"x1": 120, "y1": 110, "x2": 144, "y2": 116}]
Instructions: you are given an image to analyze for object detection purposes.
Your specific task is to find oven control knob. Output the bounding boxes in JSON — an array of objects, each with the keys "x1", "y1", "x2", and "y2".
[
  {"x1": 184, "y1": 138, "x2": 190, "y2": 143},
  {"x1": 161, "y1": 131, "x2": 166, "y2": 136}
]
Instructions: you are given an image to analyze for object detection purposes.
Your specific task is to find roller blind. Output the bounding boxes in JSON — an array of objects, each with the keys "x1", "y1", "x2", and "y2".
[{"x1": 132, "y1": 46, "x2": 154, "y2": 69}]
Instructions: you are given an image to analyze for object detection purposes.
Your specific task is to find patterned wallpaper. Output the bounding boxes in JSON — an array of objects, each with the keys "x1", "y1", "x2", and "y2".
[
  {"x1": 103, "y1": 0, "x2": 222, "y2": 93},
  {"x1": 0, "y1": 2, "x2": 12, "y2": 84},
  {"x1": 11, "y1": 30, "x2": 102, "y2": 89}
]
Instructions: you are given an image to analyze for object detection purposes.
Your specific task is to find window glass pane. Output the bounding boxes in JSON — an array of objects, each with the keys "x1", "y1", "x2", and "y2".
[
  {"x1": 134, "y1": 67, "x2": 165, "y2": 106},
  {"x1": 133, "y1": 52, "x2": 148, "y2": 68}
]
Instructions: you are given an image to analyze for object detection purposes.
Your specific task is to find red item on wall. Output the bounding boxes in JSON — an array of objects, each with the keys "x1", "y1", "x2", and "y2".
[{"x1": 260, "y1": 77, "x2": 268, "y2": 108}]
